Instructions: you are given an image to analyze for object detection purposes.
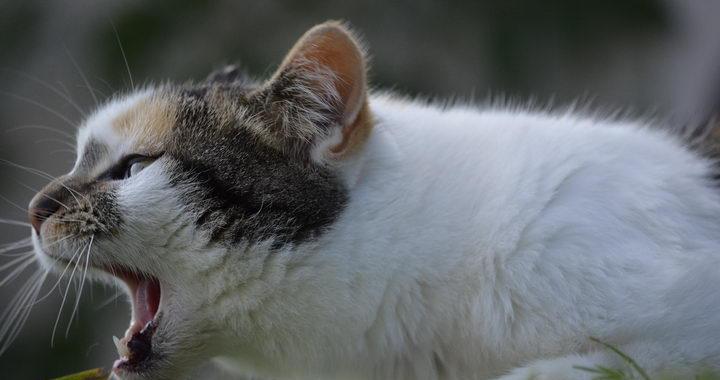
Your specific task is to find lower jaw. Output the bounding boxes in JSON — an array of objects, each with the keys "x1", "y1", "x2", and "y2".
[
  {"x1": 111, "y1": 273, "x2": 162, "y2": 374},
  {"x1": 113, "y1": 316, "x2": 160, "y2": 374}
]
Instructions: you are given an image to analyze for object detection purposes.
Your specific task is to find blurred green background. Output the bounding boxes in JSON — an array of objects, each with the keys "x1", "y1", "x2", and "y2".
[{"x1": 1, "y1": 0, "x2": 719, "y2": 379}]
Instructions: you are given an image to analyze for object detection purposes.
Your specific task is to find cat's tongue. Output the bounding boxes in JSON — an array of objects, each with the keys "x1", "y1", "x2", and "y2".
[
  {"x1": 134, "y1": 277, "x2": 160, "y2": 328},
  {"x1": 114, "y1": 275, "x2": 160, "y2": 361}
]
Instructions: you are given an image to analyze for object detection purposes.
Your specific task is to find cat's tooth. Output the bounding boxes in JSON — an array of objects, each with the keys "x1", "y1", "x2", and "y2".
[
  {"x1": 113, "y1": 335, "x2": 121, "y2": 355},
  {"x1": 113, "y1": 335, "x2": 128, "y2": 358}
]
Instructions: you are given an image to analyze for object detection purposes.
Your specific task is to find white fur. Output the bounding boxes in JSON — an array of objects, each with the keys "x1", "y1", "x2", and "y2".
[
  {"x1": 211, "y1": 94, "x2": 720, "y2": 379},
  {"x1": 54, "y1": 92, "x2": 720, "y2": 379}
]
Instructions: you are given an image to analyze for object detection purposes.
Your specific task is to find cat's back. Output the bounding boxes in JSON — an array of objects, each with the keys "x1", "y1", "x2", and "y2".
[
  {"x1": 360, "y1": 94, "x2": 720, "y2": 264},
  {"x1": 370, "y1": 93, "x2": 706, "y2": 175}
]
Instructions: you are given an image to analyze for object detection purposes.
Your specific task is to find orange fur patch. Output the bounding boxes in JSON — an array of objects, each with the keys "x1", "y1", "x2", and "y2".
[{"x1": 112, "y1": 94, "x2": 176, "y2": 153}]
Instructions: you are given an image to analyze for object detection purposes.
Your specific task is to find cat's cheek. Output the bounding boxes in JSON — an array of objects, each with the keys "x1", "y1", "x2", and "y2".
[{"x1": 114, "y1": 165, "x2": 188, "y2": 255}]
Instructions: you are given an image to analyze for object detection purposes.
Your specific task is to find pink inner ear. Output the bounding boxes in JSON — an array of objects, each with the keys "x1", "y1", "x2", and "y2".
[{"x1": 282, "y1": 23, "x2": 367, "y2": 128}]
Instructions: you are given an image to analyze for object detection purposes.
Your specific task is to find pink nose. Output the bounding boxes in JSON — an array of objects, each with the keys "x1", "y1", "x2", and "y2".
[{"x1": 28, "y1": 196, "x2": 61, "y2": 235}]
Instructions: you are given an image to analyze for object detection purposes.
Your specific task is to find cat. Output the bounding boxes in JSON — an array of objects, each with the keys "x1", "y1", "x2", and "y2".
[{"x1": 20, "y1": 20, "x2": 720, "y2": 379}]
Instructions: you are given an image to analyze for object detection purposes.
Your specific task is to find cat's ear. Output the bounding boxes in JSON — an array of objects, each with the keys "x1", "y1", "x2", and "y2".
[{"x1": 251, "y1": 21, "x2": 371, "y2": 161}]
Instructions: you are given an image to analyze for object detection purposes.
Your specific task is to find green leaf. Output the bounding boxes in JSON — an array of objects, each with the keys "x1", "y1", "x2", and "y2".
[{"x1": 50, "y1": 367, "x2": 108, "y2": 380}]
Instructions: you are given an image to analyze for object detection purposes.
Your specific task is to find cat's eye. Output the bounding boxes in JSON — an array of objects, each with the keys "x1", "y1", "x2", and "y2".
[
  {"x1": 126, "y1": 159, "x2": 149, "y2": 179},
  {"x1": 99, "y1": 154, "x2": 161, "y2": 181}
]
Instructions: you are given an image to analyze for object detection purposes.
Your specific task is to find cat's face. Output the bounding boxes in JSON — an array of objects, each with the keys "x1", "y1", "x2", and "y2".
[{"x1": 27, "y1": 22, "x2": 370, "y2": 379}]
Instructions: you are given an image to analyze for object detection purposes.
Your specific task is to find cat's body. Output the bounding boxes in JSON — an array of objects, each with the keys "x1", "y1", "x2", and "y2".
[
  {"x1": 213, "y1": 94, "x2": 720, "y2": 380},
  {"x1": 20, "y1": 22, "x2": 720, "y2": 379}
]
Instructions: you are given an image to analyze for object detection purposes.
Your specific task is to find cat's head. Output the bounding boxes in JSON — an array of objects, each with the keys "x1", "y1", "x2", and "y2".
[{"x1": 28, "y1": 21, "x2": 371, "y2": 379}]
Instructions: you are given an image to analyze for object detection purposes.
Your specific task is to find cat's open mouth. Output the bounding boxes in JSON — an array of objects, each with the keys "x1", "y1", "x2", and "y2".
[
  {"x1": 108, "y1": 266, "x2": 162, "y2": 374},
  {"x1": 34, "y1": 236, "x2": 167, "y2": 375}
]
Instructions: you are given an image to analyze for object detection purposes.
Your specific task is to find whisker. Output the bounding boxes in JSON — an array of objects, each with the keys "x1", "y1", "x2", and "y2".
[
  {"x1": 73, "y1": 84, "x2": 107, "y2": 100},
  {"x1": 50, "y1": 240, "x2": 88, "y2": 346},
  {"x1": 64, "y1": 47, "x2": 99, "y2": 107},
  {"x1": 0, "y1": 255, "x2": 36, "y2": 287},
  {"x1": 29, "y1": 214, "x2": 84, "y2": 224},
  {"x1": 104, "y1": 262, "x2": 122, "y2": 311},
  {"x1": 0, "y1": 218, "x2": 31, "y2": 228},
  {"x1": 50, "y1": 149, "x2": 77, "y2": 157},
  {"x1": 0, "y1": 271, "x2": 38, "y2": 326},
  {"x1": 0, "y1": 245, "x2": 32, "y2": 258},
  {"x1": 0, "y1": 277, "x2": 36, "y2": 352},
  {"x1": 0, "y1": 68, "x2": 86, "y2": 117},
  {"x1": 0, "y1": 237, "x2": 33, "y2": 256},
  {"x1": 2, "y1": 271, "x2": 47, "y2": 355},
  {"x1": 0, "y1": 195, "x2": 36, "y2": 217},
  {"x1": 0, "y1": 159, "x2": 89, "y2": 207},
  {"x1": 0, "y1": 158, "x2": 59, "y2": 180},
  {"x1": 35, "y1": 138, "x2": 76, "y2": 150},
  {"x1": 0, "y1": 236, "x2": 32, "y2": 247},
  {"x1": 93, "y1": 76, "x2": 115, "y2": 95},
  {"x1": 95, "y1": 290, "x2": 124, "y2": 311},
  {"x1": 0, "y1": 251, "x2": 36, "y2": 289},
  {"x1": 0, "y1": 91, "x2": 76, "y2": 128},
  {"x1": 5, "y1": 124, "x2": 75, "y2": 141},
  {"x1": 0, "y1": 251, "x2": 33, "y2": 258},
  {"x1": 0, "y1": 270, "x2": 46, "y2": 356},
  {"x1": 0, "y1": 196, "x2": 83, "y2": 224},
  {"x1": 0, "y1": 170, "x2": 88, "y2": 222},
  {"x1": 43, "y1": 233, "x2": 79, "y2": 250},
  {"x1": 0, "y1": 159, "x2": 90, "y2": 207},
  {"x1": 32, "y1": 236, "x2": 83, "y2": 305},
  {"x1": 55, "y1": 81, "x2": 73, "y2": 99},
  {"x1": 110, "y1": 21, "x2": 135, "y2": 91},
  {"x1": 3, "y1": 278, "x2": 45, "y2": 353},
  {"x1": 15, "y1": 183, "x2": 68, "y2": 210},
  {"x1": 15, "y1": 181, "x2": 72, "y2": 210},
  {"x1": 0, "y1": 253, "x2": 34, "y2": 272},
  {"x1": 65, "y1": 235, "x2": 93, "y2": 337}
]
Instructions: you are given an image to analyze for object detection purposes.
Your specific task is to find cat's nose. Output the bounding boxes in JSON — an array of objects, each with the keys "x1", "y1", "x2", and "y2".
[{"x1": 28, "y1": 194, "x2": 62, "y2": 235}]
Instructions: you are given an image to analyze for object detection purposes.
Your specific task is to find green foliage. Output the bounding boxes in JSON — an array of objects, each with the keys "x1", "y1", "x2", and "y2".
[
  {"x1": 589, "y1": 337, "x2": 651, "y2": 380},
  {"x1": 574, "y1": 338, "x2": 720, "y2": 380},
  {"x1": 51, "y1": 368, "x2": 107, "y2": 380}
]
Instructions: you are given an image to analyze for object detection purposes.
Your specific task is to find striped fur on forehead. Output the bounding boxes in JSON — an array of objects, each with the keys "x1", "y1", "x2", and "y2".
[{"x1": 182, "y1": 62, "x2": 357, "y2": 161}]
